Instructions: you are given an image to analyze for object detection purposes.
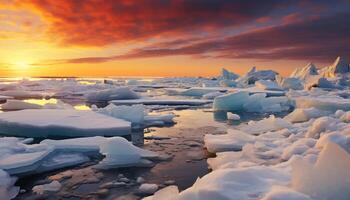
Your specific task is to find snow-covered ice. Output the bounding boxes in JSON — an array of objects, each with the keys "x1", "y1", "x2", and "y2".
[{"x1": 0, "y1": 109, "x2": 131, "y2": 137}]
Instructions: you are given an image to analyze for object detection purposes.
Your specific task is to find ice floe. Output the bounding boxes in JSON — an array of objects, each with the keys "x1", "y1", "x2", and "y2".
[
  {"x1": 0, "y1": 136, "x2": 158, "y2": 179},
  {"x1": 0, "y1": 109, "x2": 131, "y2": 137}
]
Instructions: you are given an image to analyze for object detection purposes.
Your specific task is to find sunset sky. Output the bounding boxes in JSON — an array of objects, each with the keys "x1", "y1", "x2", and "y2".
[{"x1": 0, "y1": 0, "x2": 349, "y2": 77}]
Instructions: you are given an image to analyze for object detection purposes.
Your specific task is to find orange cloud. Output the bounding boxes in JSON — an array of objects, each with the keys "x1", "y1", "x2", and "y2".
[{"x1": 18, "y1": 0, "x2": 291, "y2": 46}]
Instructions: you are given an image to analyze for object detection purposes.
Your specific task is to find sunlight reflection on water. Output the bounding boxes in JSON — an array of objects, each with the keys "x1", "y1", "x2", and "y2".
[{"x1": 24, "y1": 98, "x2": 58, "y2": 105}]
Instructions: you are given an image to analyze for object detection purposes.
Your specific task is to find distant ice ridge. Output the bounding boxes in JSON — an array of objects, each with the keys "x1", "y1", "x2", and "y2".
[
  {"x1": 145, "y1": 108, "x2": 350, "y2": 200},
  {"x1": 288, "y1": 56, "x2": 350, "y2": 90}
]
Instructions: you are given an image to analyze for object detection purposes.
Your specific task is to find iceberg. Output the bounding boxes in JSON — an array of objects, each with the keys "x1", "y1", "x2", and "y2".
[
  {"x1": 238, "y1": 67, "x2": 278, "y2": 85},
  {"x1": 0, "y1": 109, "x2": 131, "y2": 138},
  {"x1": 221, "y1": 68, "x2": 239, "y2": 80},
  {"x1": 323, "y1": 56, "x2": 350, "y2": 78},
  {"x1": 290, "y1": 63, "x2": 318, "y2": 80},
  {"x1": 213, "y1": 91, "x2": 249, "y2": 111},
  {"x1": 214, "y1": 91, "x2": 291, "y2": 113}
]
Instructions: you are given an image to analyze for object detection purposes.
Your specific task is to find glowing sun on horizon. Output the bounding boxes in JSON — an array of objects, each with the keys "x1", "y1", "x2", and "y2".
[{"x1": 13, "y1": 61, "x2": 31, "y2": 72}]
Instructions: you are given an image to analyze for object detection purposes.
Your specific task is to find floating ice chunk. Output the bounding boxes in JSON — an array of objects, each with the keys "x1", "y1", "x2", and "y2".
[
  {"x1": 284, "y1": 108, "x2": 329, "y2": 123},
  {"x1": 306, "y1": 116, "x2": 338, "y2": 138},
  {"x1": 294, "y1": 96, "x2": 350, "y2": 111},
  {"x1": 213, "y1": 91, "x2": 249, "y2": 111},
  {"x1": 95, "y1": 103, "x2": 175, "y2": 126},
  {"x1": 323, "y1": 56, "x2": 350, "y2": 78},
  {"x1": 204, "y1": 129, "x2": 254, "y2": 153},
  {"x1": 0, "y1": 109, "x2": 131, "y2": 138},
  {"x1": 96, "y1": 137, "x2": 144, "y2": 169},
  {"x1": 260, "y1": 96, "x2": 291, "y2": 113},
  {"x1": 238, "y1": 67, "x2": 278, "y2": 85},
  {"x1": 0, "y1": 145, "x2": 54, "y2": 175},
  {"x1": 41, "y1": 136, "x2": 107, "y2": 153},
  {"x1": 178, "y1": 166, "x2": 289, "y2": 200},
  {"x1": 144, "y1": 114, "x2": 175, "y2": 124},
  {"x1": 96, "y1": 104, "x2": 145, "y2": 124},
  {"x1": 32, "y1": 180, "x2": 61, "y2": 195},
  {"x1": 110, "y1": 99, "x2": 212, "y2": 106},
  {"x1": 36, "y1": 153, "x2": 89, "y2": 174},
  {"x1": 292, "y1": 142, "x2": 350, "y2": 200},
  {"x1": 255, "y1": 80, "x2": 283, "y2": 91},
  {"x1": 227, "y1": 113, "x2": 240, "y2": 120},
  {"x1": 0, "y1": 169, "x2": 19, "y2": 200},
  {"x1": 86, "y1": 87, "x2": 139, "y2": 102},
  {"x1": 281, "y1": 138, "x2": 316, "y2": 161},
  {"x1": 42, "y1": 136, "x2": 158, "y2": 159},
  {"x1": 138, "y1": 183, "x2": 159, "y2": 195},
  {"x1": 243, "y1": 93, "x2": 266, "y2": 112},
  {"x1": 202, "y1": 91, "x2": 225, "y2": 100},
  {"x1": 241, "y1": 115, "x2": 292, "y2": 135},
  {"x1": 261, "y1": 186, "x2": 312, "y2": 200}
]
